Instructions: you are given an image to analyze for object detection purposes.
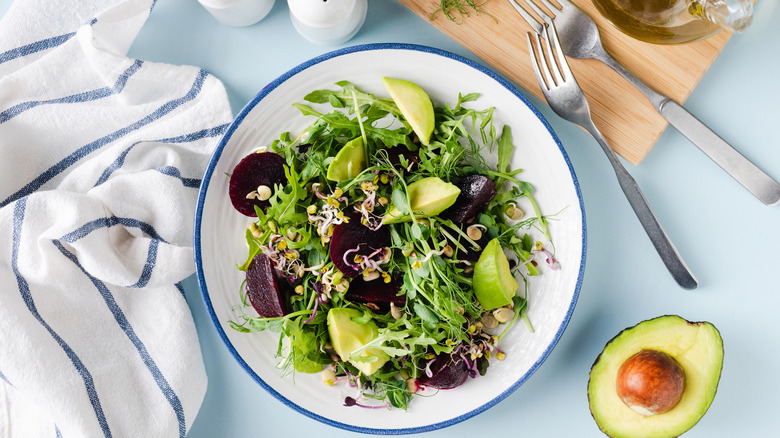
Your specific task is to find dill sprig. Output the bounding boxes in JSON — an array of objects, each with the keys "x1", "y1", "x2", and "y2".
[{"x1": 431, "y1": 0, "x2": 495, "y2": 24}]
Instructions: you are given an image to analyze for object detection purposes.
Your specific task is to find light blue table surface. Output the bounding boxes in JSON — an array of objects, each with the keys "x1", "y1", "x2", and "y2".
[{"x1": 3, "y1": 0, "x2": 779, "y2": 436}]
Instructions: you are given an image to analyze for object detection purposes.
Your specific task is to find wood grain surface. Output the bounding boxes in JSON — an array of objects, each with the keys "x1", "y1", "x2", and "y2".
[{"x1": 397, "y1": 0, "x2": 732, "y2": 165}]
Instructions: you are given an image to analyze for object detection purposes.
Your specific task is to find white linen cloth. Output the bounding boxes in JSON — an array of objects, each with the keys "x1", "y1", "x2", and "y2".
[{"x1": 0, "y1": 0, "x2": 233, "y2": 436}]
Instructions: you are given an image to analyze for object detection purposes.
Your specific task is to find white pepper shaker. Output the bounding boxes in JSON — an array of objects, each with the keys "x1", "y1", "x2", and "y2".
[
  {"x1": 287, "y1": 0, "x2": 368, "y2": 45},
  {"x1": 197, "y1": 0, "x2": 276, "y2": 27}
]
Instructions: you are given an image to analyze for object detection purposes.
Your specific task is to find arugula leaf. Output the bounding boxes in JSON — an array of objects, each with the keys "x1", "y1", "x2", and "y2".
[
  {"x1": 497, "y1": 125, "x2": 513, "y2": 174},
  {"x1": 304, "y1": 80, "x2": 400, "y2": 118},
  {"x1": 239, "y1": 228, "x2": 263, "y2": 271},
  {"x1": 413, "y1": 301, "x2": 440, "y2": 327},
  {"x1": 403, "y1": 272, "x2": 417, "y2": 300},
  {"x1": 391, "y1": 187, "x2": 410, "y2": 215},
  {"x1": 382, "y1": 380, "x2": 412, "y2": 410},
  {"x1": 285, "y1": 322, "x2": 328, "y2": 374}
]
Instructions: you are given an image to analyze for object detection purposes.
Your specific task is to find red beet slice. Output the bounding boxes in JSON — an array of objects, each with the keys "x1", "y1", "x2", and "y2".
[
  {"x1": 457, "y1": 234, "x2": 489, "y2": 263},
  {"x1": 416, "y1": 353, "x2": 470, "y2": 389},
  {"x1": 245, "y1": 254, "x2": 287, "y2": 318},
  {"x1": 329, "y1": 212, "x2": 391, "y2": 278},
  {"x1": 440, "y1": 174, "x2": 496, "y2": 224},
  {"x1": 345, "y1": 276, "x2": 405, "y2": 312},
  {"x1": 229, "y1": 152, "x2": 287, "y2": 217},
  {"x1": 385, "y1": 145, "x2": 419, "y2": 170}
]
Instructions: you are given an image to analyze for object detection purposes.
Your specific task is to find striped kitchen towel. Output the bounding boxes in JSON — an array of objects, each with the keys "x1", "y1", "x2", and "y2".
[{"x1": 0, "y1": 0, "x2": 233, "y2": 436}]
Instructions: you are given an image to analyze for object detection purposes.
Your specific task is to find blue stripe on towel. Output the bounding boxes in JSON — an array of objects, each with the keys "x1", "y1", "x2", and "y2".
[
  {"x1": 0, "y1": 69, "x2": 210, "y2": 208},
  {"x1": 60, "y1": 216, "x2": 167, "y2": 244},
  {"x1": 0, "y1": 60, "x2": 143, "y2": 124},
  {"x1": 0, "y1": 369, "x2": 10, "y2": 385},
  {"x1": 55, "y1": 426, "x2": 62, "y2": 438},
  {"x1": 94, "y1": 146, "x2": 134, "y2": 187},
  {"x1": 12, "y1": 198, "x2": 113, "y2": 438},
  {"x1": 0, "y1": 18, "x2": 97, "y2": 65},
  {"x1": 53, "y1": 240, "x2": 186, "y2": 438},
  {"x1": 155, "y1": 166, "x2": 201, "y2": 188},
  {"x1": 157, "y1": 123, "x2": 230, "y2": 144},
  {"x1": 60, "y1": 217, "x2": 165, "y2": 289},
  {"x1": 0, "y1": 32, "x2": 76, "y2": 65},
  {"x1": 129, "y1": 239, "x2": 159, "y2": 288},
  {"x1": 94, "y1": 123, "x2": 229, "y2": 187}
]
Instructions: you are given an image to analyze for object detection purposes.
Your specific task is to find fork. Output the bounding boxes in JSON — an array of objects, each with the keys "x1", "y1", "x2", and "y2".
[
  {"x1": 528, "y1": 21, "x2": 698, "y2": 289},
  {"x1": 509, "y1": 0, "x2": 780, "y2": 206}
]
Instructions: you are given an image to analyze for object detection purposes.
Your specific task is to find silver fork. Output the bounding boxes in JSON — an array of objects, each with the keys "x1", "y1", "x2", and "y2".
[
  {"x1": 528, "y1": 21, "x2": 698, "y2": 289},
  {"x1": 509, "y1": 0, "x2": 780, "y2": 206}
]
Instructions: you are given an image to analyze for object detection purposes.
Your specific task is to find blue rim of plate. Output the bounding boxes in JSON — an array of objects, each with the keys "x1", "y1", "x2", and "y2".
[{"x1": 194, "y1": 42, "x2": 587, "y2": 435}]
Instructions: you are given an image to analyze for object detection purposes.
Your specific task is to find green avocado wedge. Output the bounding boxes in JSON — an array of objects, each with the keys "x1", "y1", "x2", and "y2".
[
  {"x1": 472, "y1": 238, "x2": 517, "y2": 310},
  {"x1": 588, "y1": 315, "x2": 724, "y2": 438},
  {"x1": 381, "y1": 77, "x2": 435, "y2": 145},
  {"x1": 327, "y1": 308, "x2": 389, "y2": 376},
  {"x1": 383, "y1": 177, "x2": 460, "y2": 224},
  {"x1": 327, "y1": 136, "x2": 366, "y2": 182}
]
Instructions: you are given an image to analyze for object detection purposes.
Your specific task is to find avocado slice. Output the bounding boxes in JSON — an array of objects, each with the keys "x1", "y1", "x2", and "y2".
[
  {"x1": 384, "y1": 177, "x2": 460, "y2": 223},
  {"x1": 327, "y1": 136, "x2": 366, "y2": 182},
  {"x1": 381, "y1": 77, "x2": 435, "y2": 145},
  {"x1": 326, "y1": 308, "x2": 389, "y2": 376},
  {"x1": 472, "y1": 238, "x2": 517, "y2": 310},
  {"x1": 588, "y1": 315, "x2": 724, "y2": 438}
]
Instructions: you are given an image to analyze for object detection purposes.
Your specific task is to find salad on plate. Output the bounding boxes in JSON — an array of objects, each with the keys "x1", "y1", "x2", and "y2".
[{"x1": 226, "y1": 77, "x2": 559, "y2": 410}]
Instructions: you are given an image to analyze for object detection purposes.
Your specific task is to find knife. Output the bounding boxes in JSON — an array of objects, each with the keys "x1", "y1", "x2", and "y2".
[{"x1": 604, "y1": 56, "x2": 780, "y2": 206}]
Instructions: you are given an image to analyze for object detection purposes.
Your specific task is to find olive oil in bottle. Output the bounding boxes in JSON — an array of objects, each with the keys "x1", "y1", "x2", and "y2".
[{"x1": 591, "y1": 0, "x2": 753, "y2": 44}]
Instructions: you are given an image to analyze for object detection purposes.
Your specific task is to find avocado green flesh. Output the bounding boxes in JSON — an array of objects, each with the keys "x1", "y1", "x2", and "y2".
[
  {"x1": 384, "y1": 177, "x2": 460, "y2": 224},
  {"x1": 327, "y1": 137, "x2": 366, "y2": 182},
  {"x1": 472, "y1": 238, "x2": 517, "y2": 310},
  {"x1": 326, "y1": 308, "x2": 389, "y2": 376},
  {"x1": 588, "y1": 315, "x2": 724, "y2": 438},
  {"x1": 381, "y1": 77, "x2": 435, "y2": 146}
]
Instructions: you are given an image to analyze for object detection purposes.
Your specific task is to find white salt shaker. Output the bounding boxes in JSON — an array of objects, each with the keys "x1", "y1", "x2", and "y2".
[
  {"x1": 287, "y1": 0, "x2": 368, "y2": 45},
  {"x1": 197, "y1": 0, "x2": 276, "y2": 27}
]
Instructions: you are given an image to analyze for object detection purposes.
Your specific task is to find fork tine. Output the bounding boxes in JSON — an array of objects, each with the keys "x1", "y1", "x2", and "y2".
[
  {"x1": 526, "y1": 33, "x2": 545, "y2": 90},
  {"x1": 535, "y1": 32, "x2": 558, "y2": 88},
  {"x1": 507, "y1": 0, "x2": 544, "y2": 34},
  {"x1": 551, "y1": 0, "x2": 574, "y2": 7},
  {"x1": 544, "y1": 21, "x2": 572, "y2": 84},
  {"x1": 527, "y1": 32, "x2": 554, "y2": 92},
  {"x1": 523, "y1": 0, "x2": 555, "y2": 23},
  {"x1": 535, "y1": 0, "x2": 562, "y2": 14}
]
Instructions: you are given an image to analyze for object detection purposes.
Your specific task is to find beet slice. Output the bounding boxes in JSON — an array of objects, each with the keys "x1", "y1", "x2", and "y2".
[
  {"x1": 440, "y1": 174, "x2": 496, "y2": 224},
  {"x1": 229, "y1": 152, "x2": 287, "y2": 217},
  {"x1": 345, "y1": 276, "x2": 405, "y2": 312},
  {"x1": 385, "y1": 145, "x2": 420, "y2": 170},
  {"x1": 416, "y1": 353, "x2": 470, "y2": 389},
  {"x1": 329, "y1": 212, "x2": 391, "y2": 278},
  {"x1": 245, "y1": 253, "x2": 287, "y2": 318},
  {"x1": 457, "y1": 234, "x2": 489, "y2": 263}
]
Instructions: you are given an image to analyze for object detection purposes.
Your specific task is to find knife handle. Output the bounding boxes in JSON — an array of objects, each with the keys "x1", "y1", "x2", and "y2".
[
  {"x1": 659, "y1": 100, "x2": 780, "y2": 205},
  {"x1": 598, "y1": 50, "x2": 780, "y2": 206}
]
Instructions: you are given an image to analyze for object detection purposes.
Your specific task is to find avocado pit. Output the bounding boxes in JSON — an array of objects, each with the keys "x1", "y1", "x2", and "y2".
[{"x1": 616, "y1": 349, "x2": 686, "y2": 416}]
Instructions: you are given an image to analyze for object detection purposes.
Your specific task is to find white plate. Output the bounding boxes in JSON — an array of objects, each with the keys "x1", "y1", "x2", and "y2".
[{"x1": 194, "y1": 43, "x2": 586, "y2": 434}]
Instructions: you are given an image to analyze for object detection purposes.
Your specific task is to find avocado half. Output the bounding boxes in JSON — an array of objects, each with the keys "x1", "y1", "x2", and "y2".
[{"x1": 588, "y1": 315, "x2": 724, "y2": 438}]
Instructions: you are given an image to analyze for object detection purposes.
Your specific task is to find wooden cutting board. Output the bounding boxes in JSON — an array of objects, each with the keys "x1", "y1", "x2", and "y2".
[{"x1": 397, "y1": 0, "x2": 731, "y2": 165}]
